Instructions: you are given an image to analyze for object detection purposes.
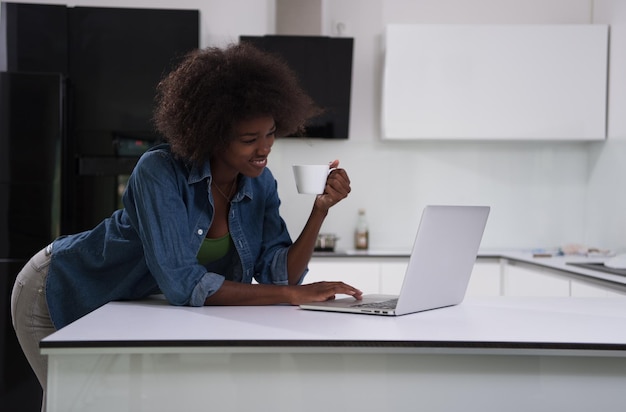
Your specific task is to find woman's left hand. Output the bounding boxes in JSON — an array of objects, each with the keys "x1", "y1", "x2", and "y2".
[{"x1": 314, "y1": 160, "x2": 351, "y2": 211}]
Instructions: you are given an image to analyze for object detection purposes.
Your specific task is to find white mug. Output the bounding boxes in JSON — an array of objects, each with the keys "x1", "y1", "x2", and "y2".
[{"x1": 292, "y1": 164, "x2": 331, "y2": 195}]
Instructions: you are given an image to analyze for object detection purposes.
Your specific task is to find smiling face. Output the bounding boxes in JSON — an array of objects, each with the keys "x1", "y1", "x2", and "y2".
[{"x1": 211, "y1": 116, "x2": 276, "y2": 180}]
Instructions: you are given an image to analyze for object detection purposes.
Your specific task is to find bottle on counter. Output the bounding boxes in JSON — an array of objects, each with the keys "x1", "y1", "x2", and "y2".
[{"x1": 354, "y1": 208, "x2": 369, "y2": 250}]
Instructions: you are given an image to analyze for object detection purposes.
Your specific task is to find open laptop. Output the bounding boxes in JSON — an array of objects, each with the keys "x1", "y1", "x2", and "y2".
[{"x1": 299, "y1": 205, "x2": 490, "y2": 316}]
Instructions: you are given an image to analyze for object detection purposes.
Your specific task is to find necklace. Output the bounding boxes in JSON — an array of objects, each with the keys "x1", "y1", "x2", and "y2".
[{"x1": 212, "y1": 177, "x2": 237, "y2": 201}]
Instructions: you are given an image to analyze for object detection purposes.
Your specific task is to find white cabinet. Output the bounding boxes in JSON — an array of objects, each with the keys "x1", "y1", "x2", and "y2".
[
  {"x1": 307, "y1": 255, "x2": 626, "y2": 299},
  {"x1": 379, "y1": 260, "x2": 408, "y2": 295},
  {"x1": 378, "y1": 259, "x2": 503, "y2": 297},
  {"x1": 304, "y1": 259, "x2": 380, "y2": 295},
  {"x1": 307, "y1": 257, "x2": 502, "y2": 297},
  {"x1": 382, "y1": 24, "x2": 608, "y2": 140},
  {"x1": 467, "y1": 260, "x2": 502, "y2": 297},
  {"x1": 571, "y1": 279, "x2": 626, "y2": 297},
  {"x1": 503, "y1": 263, "x2": 571, "y2": 297},
  {"x1": 502, "y1": 261, "x2": 626, "y2": 297}
]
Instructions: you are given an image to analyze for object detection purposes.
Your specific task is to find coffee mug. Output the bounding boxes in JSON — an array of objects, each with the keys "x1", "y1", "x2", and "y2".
[{"x1": 292, "y1": 164, "x2": 331, "y2": 194}]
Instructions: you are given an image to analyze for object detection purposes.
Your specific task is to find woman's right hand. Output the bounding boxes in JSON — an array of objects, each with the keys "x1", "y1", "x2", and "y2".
[{"x1": 288, "y1": 281, "x2": 362, "y2": 305}]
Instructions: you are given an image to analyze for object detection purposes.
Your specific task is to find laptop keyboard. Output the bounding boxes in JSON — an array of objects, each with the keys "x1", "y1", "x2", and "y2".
[{"x1": 351, "y1": 298, "x2": 398, "y2": 309}]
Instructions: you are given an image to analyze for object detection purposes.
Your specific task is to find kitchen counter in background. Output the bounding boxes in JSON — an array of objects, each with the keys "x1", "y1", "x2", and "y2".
[
  {"x1": 491, "y1": 251, "x2": 626, "y2": 289},
  {"x1": 310, "y1": 249, "x2": 626, "y2": 296}
]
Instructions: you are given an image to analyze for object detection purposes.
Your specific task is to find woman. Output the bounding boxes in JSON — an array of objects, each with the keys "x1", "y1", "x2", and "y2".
[{"x1": 11, "y1": 43, "x2": 362, "y2": 409}]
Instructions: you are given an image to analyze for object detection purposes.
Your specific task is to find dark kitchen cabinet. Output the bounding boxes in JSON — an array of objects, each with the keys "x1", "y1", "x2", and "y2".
[{"x1": 1, "y1": 3, "x2": 199, "y2": 410}]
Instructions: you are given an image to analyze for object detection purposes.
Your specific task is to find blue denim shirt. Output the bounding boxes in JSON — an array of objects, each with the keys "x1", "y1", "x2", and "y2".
[{"x1": 46, "y1": 144, "x2": 300, "y2": 329}]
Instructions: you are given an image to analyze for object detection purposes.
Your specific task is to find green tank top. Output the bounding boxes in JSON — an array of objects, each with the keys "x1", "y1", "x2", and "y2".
[{"x1": 197, "y1": 233, "x2": 232, "y2": 265}]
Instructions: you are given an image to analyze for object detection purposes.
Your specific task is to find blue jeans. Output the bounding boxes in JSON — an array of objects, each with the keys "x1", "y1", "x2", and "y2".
[{"x1": 11, "y1": 246, "x2": 57, "y2": 412}]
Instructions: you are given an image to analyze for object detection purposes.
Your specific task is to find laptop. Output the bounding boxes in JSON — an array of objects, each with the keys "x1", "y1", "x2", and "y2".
[{"x1": 299, "y1": 205, "x2": 490, "y2": 316}]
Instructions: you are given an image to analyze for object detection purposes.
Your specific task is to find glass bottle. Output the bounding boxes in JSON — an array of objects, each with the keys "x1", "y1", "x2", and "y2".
[{"x1": 354, "y1": 208, "x2": 369, "y2": 250}]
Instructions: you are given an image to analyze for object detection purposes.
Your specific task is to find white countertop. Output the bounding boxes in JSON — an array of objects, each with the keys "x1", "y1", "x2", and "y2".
[
  {"x1": 491, "y1": 251, "x2": 626, "y2": 287},
  {"x1": 41, "y1": 296, "x2": 626, "y2": 357}
]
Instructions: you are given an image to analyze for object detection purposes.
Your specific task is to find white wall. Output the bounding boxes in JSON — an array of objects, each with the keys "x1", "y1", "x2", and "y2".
[
  {"x1": 5, "y1": 0, "x2": 626, "y2": 252},
  {"x1": 274, "y1": 0, "x2": 626, "y2": 252},
  {"x1": 585, "y1": 1, "x2": 626, "y2": 253}
]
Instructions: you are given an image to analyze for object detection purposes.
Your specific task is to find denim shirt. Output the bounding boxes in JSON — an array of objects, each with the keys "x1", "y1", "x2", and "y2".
[{"x1": 46, "y1": 144, "x2": 301, "y2": 329}]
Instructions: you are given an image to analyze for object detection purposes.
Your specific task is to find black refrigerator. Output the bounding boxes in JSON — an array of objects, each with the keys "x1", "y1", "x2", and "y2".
[
  {"x1": 0, "y1": 71, "x2": 63, "y2": 412},
  {"x1": 1, "y1": 3, "x2": 199, "y2": 410}
]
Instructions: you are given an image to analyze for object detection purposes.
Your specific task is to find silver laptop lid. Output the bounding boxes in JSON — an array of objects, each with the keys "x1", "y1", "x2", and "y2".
[{"x1": 395, "y1": 205, "x2": 490, "y2": 315}]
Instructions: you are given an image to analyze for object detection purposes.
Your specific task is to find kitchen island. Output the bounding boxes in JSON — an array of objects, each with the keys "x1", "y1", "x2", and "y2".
[{"x1": 41, "y1": 296, "x2": 626, "y2": 412}]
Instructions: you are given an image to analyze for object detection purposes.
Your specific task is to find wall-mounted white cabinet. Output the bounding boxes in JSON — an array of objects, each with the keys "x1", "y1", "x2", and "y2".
[{"x1": 382, "y1": 24, "x2": 609, "y2": 140}]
